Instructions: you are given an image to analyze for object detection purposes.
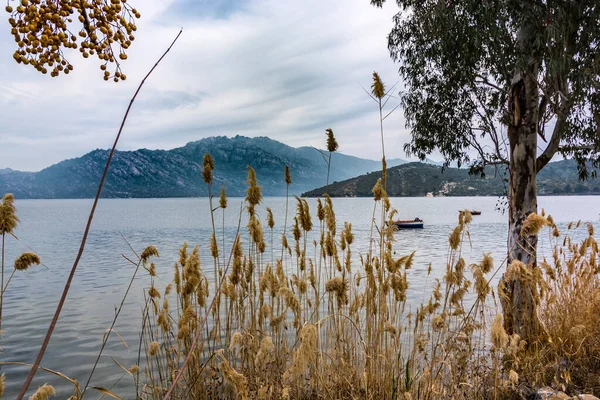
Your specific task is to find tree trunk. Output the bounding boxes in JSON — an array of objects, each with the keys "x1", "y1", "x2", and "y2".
[{"x1": 500, "y1": 68, "x2": 545, "y2": 345}]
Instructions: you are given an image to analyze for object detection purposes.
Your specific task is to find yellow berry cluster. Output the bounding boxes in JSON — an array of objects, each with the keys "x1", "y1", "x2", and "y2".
[{"x1": 5, "y1": 0, "x2": 140, "y2": 81}]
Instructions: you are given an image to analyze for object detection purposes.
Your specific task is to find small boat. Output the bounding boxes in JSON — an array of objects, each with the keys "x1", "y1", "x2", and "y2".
[
  {"x1": 460, "y1": 210, "x2": 481, "y2": 215},
  {"x1": 390, "y1": 218, "x2": 424, "y2": 229}
]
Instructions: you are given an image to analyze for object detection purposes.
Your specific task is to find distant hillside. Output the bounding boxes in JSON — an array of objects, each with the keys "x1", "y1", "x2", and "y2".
[
  {"x1": 302, "y1": 159, "x2": 600, "y2": 197},
  {"x1": 0, "y1": 136, "x2": 407, "y2": 199}
]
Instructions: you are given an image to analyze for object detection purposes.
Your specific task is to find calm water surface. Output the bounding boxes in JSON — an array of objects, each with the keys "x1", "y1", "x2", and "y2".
[{"x1": 1, "y1": 196, "x2": 598, "y2": 397}]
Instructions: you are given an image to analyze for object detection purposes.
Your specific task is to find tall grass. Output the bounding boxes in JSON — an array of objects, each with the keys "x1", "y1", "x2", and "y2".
[{"x1": 125, "y1": 168, "x2": 599, "y2": 399}]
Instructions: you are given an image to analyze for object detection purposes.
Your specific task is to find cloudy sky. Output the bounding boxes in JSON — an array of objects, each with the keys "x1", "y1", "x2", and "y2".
[{"x1": 0, "y1": 0, "x2": 418, "y2": 172}]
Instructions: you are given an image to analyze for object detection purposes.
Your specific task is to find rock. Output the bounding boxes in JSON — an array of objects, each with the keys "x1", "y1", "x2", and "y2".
[
  {"x1": 536, "y1": 387, "x2": 570, "y2": 400},
  {"x1": 535, "y1": 387, "x2": 600, "y2": 400}
]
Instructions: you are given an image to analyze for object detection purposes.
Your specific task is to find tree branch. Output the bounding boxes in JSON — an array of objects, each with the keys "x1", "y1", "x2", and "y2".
[
  {"x1": 475, "y1": 75, "x2": 507, "y2": 93},
  {"x1": 536, "y1": 115, "x2": 565, "y2": 173},
  {"x1": 558, "y1": 144, "x2": 599, "y2": 152},
  {"x1": 536, "y1": 75, "x2": 571, "y2": 173}
]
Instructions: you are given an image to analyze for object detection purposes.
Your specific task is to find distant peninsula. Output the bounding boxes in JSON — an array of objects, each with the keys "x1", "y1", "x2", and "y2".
[{"x1": 302, "y1": 160, "x2": 600, "y2": 198}]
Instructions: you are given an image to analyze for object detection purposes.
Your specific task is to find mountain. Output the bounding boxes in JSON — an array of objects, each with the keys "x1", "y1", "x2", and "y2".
[
  {"x1": 302, "y1": 159, "x2": 600, "y2": 197},
  {"x1": 0, "y1": 136, "x2": 407, "y2": 199}
]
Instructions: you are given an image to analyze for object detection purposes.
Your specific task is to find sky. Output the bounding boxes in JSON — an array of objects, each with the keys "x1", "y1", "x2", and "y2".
[{"x1": 0, "y1": 0, "x2": 420, "y2": 172}]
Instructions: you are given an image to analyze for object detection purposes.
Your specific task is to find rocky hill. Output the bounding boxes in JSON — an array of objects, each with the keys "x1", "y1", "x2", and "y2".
[
  {"x1": 0, "y1": 136, "x2": 406, "y2": 199},
  {"x1": 302, "y1": 160, "x2": 600, "y2": 197}
]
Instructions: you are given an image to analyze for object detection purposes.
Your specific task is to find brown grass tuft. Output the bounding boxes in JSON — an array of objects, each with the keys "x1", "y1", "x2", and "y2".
[
  {"x1": 325, "y1": 128, "x2": 338, "y2": 153},
  {"x1": 14, "y1": 252, "x2": 41, "y2": 271},
  {"x1": 0, "y1": 193, "x2": 19, "y2": 234},
  {"x1": 140, "y1": 245, "x2": 159, "y2": 264},
  {"x1": 29, "y1": 383, "x2": 55, "y2": 400},
  {"x1": 371, "y1": 71, "x2": 385, "y2": 99}
]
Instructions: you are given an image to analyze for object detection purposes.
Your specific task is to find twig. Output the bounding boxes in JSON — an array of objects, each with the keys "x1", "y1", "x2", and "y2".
[{"x1": 16, "y1": 28, "x2": 183, "y2": 399}]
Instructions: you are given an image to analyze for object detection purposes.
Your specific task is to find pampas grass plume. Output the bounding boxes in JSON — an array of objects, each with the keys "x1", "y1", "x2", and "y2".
[
  {"x1": 29, "y1": 383, "x2": 55, "y2": 400},
  {"x1": 0, "y1": 193, "x2": 19, "y2": 234},
  {"x1": 284, "y1": 164, "x2": 292, "y2": 185},
  {"x1": 140, "y1": 245, "x2": 159, "y2": 264},
  {"x1": 14, "y1": 252, "x2": 40, "y2": 271},
  {"x1": 149, "y1": 341, "x2": 160, "y2": 357},
  {"x1": 371, "y1": 72, "x2": 385, "y2": 99},
  {"x1": 325, "y1": 128, "x2": 338, "y2": 153},
  {"x1": 219, "y1": 187, "x2": 227, "y2": 209},
  {"x1": 491, "y1": 314, "x2": 508, "y2": 349},
  {"x1": 202, "y1": 153, "x2": 215, "y2": 184}
]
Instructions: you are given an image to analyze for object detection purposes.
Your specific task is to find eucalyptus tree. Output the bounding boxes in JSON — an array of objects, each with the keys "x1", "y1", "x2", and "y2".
[{"x1": 372, "y1": 0, "x2": 599, "y2": 342}]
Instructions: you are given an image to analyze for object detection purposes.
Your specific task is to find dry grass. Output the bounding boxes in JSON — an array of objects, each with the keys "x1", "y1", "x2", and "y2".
[
  {"x1": 124, "y1": 174, "x2": 598, "y2": 399},
  {"x1": 128, "y1": 168, "x2": 501, "y2": 399},
  {"x1": 520, "y1": 221, "x2": 600, "y2": 394}
]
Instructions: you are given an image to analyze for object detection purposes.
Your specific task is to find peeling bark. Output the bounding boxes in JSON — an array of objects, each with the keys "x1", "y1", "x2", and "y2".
[{"x1": 500, "y1": 65, "x2": 546, "y2": 346}]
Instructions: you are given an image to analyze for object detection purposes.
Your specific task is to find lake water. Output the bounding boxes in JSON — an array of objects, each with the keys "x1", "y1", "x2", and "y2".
[{"x1": 1, "y1": 196, "x2": 598, "y2": 398}]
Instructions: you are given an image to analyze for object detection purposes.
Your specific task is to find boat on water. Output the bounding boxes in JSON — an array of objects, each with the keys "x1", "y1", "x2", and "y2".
[
  {"x1": 460, "y1": 210, "x2": 481, "y2": 215},
  {"x1": 390, "y1": 218, "x2": 424, "y2": 229}
]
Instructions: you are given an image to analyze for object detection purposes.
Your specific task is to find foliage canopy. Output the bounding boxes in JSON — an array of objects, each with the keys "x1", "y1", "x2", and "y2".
[{"x1": 372, "y1": 0, "x2": 599, "y2": 177}]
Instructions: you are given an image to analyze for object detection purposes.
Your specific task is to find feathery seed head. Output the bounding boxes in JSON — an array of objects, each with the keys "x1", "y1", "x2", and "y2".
[
  {"x1": 284, "y1": 164, "x2": 292, "y2": 185},
  {"x1": 372, "y1": 178, "x2": 384, "y2": 201},
  {"x1": 371, "y1": 71, "x2": 385, "y2": 99},
  {"x1": 245, "y1": 166, "x2": 262, "y2": 208},
  {"x1": 219, "y1": 353, "x2": 249, "y2": 399},
  {"x1": 202, "y1": 153, "x2": 215, "y2": 184},
  {"x1": 219, "y1": 187, "x2": 227, "y2": 209},
  {"x1": 149, "y1": 341, "x2": 160, "y2": 356},
  {"x1": 128, "y1": 365, "x2": 140, "y2": 374},
  {"x1": 29, "y1": 383, "x2": 55, "y2": 400},
  {"x1": 521, "y1": 213, "x2": 549, "y2": 237},
  {"x1": 140, "y1": 245, "x2": 159, "y2": 264},
  {"x1": 449, "y1": 225, "x2": 462, "y2": 250},
  {"x1": 316, "y1": 198, "x2": 325, "y2": 221},
  {"x1": 431, "y1": 314, "x2": 446, "y2": 331},
  {"x1": 325, "y1": 128, "x2": 339, "y2": 153},
  {"x1": 266, "y1": 207, "x2": 275, "y2": 229},
  {"x1": 480, "y1": 252, "x2": 493, "y2": 274},
  {"x1": 148, "y1": 285, "x2": 161, "y2": 299},
  {"x1": 210, "y1": 232, "x2": 219, "y2": 258},
  {"x1": 491, "y1": 314, "x2": 509, "y2": 349},
  {"x1": 14, "y1": 252, "x2": 40, "y2": 271},
  {"x1": 0, "y1": 193, "x2": 19, "y2": 234}
]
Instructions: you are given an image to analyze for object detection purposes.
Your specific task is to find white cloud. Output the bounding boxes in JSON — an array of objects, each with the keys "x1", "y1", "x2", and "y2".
[{"x1": 0, "y1": 0, "x2": 412, "y2": 171}]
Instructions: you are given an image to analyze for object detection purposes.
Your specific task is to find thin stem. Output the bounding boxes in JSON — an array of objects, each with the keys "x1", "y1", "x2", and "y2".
[
  {"x1": 16, "y1": 29, "x2": 183, "y2": 400},
  {"x1": 281, "y1": 183, "x2": 289, "y2": 261},
  {"x1": 81, "y1": 257, "x2": 144, "y2": 398},
  {"x1": 1, "y1": 268, "x2": 16, "y2": 297},
  {"x1": 326, "y1": 152, "x2": 332, "y2": 195},
  {"x1": 0, "y1": 233, "x2": 5, "y2": 331}
]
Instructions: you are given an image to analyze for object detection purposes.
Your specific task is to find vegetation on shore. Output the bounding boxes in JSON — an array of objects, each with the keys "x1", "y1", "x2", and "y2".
[{"x1": 303, "y1": 160, "x2": 600, "y2": 198}]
